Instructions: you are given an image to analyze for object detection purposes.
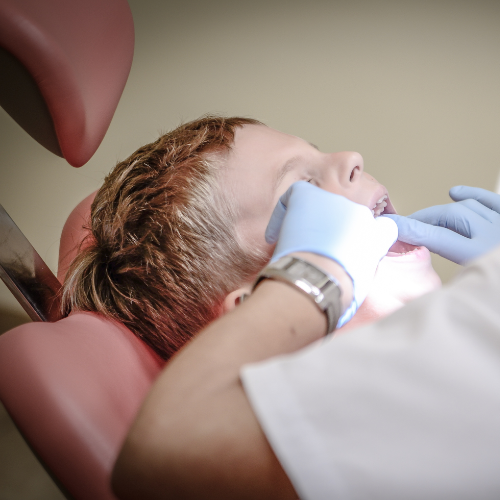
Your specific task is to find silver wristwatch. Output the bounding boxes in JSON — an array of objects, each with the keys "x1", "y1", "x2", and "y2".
[{"x1": 253, "y1": 256, "x2": 342, "y2": 334}]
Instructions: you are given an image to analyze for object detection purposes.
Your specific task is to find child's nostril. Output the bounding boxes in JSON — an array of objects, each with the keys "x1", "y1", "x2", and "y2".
[{"x1": 350, "y1": 166, "x2": 359, "y2": 182}]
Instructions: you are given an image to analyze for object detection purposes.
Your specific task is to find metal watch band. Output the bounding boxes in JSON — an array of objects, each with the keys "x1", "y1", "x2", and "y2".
[{"x1": 253, "y1": 256, "x2": 342, "y2": 335}]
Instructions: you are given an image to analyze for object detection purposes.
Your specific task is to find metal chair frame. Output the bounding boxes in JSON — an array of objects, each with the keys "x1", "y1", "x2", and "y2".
[{"x1": 0, "y1": 204, "x2": 63, "y2": 322}]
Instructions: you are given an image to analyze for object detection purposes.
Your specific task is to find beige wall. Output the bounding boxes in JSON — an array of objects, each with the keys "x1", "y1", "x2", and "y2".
[{"x1": 1, "y1": 0, "x2": 500, "y2": 332}]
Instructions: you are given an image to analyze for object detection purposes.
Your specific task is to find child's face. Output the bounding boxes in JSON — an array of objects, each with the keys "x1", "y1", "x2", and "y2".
[
  {"x1": 222, "y1": 124, "x2": 441, "y2": 328},
  {"x1": 222, "y1": 124, "x2": 396, "y2": 254}
]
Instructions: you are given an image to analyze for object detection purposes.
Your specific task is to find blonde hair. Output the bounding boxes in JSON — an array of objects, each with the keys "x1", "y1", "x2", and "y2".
[{"x1": 62, "y1": 116, "x2": 268, "y2": 359}]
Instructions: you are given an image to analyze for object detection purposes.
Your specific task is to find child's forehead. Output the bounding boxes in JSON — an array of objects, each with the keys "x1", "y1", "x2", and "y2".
[{"x1": 228, "y1": 125, "x2": 310, "y2": 168}]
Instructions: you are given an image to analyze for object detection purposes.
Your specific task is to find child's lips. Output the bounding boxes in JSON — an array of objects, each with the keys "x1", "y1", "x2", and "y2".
[
  {"x1": 381, "y1": 196, "x2": 423, "y2": 257},
  {"x1": 386, "y1": 242, "x2": 431, "y2": 263},
  {"x1": 388, "y1": 240, "x2": 417, "y2": 254}
]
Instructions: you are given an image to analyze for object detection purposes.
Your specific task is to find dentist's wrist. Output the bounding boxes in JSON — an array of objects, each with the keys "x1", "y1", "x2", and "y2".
[{"x1": 290, "y1": 252, "x2": 354, "y2": 314}]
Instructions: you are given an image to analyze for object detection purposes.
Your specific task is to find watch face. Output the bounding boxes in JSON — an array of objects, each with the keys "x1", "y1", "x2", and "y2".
[{"x1": 290, "y1": 260, "x2": 324, "y2": 283}]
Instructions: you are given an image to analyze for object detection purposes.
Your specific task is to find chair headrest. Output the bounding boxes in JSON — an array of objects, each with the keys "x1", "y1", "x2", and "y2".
[
  {"x1": 57, "y1": 190, "x2": 96, "y2": 283},
  {"x1": 0, "y1": 0, "x2": 134, "y2": 167}
]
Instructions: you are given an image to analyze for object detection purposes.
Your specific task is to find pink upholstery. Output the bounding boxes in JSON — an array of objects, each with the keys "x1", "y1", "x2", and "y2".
[
  {"x1": 0, "y1": 191, "x2": 166, "y2": 499},
  {"x1": 0, "y1": 193, "x2": 166, "y2": 499},
  {"x1": 0, "y1": 0, "x2": 162, "y2": 496},
  {"x1": 0, "y1": 0, "x2": 134, "y2": 167},
  {"x1": 0, "y1": 2, "x2": 165, "y2": 497},
  {"x1": 0, "y1": 312, "x2": 164, "y2": 500},
  {"x1": 58, "y1": 191, "x2": 97, "y2": 283}
]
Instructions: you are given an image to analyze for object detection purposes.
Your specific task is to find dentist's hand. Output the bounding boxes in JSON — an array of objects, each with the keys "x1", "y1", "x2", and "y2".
[
  {"x1": 266, "y1": 181, "x2": 398, "y2": 327},
  {"x1": 384, "y1": 186, "x2": 500, "y2": 265}
]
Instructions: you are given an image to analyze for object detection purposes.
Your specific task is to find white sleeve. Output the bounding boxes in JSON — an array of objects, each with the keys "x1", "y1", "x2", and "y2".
[{"x1": 241, "y1": 246, "x2": 500, "y2": 500}]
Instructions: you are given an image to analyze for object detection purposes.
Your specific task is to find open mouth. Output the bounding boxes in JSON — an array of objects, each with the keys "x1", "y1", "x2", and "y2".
[
  {"x1": 371, "y1": 195, "x2": 389, "y2": 217},
  {"x1": 370, "y1": 193, "x2": 396, "y2": 218},
  {"x1": 370, "y1": 192, "x2": 419, "y2": 255},
  {"x1": 387, "y1": 240, "x2": 419, "y2": 255}
]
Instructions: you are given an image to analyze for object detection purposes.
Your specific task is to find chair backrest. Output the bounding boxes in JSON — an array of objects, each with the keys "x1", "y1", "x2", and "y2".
[
  {"x1": 0, "y1": 312, "x2": 164, "y2": 500},
  {"x1": 0, "y1": 0, "x2": 134, "y2": 167}
]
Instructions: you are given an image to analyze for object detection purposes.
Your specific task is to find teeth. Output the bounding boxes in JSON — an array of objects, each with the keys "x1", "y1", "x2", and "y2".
[
  {"x1": 372, "y1": 195, "x2": 389, "y2": 217},
  {"x1": 372, "y1": 195, "x2": 388, "y2": 208}
]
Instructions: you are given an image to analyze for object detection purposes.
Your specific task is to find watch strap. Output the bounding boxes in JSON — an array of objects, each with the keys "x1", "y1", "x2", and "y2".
[{"x1": 253, "y1": 256, "x2": 342, "y2": 334}]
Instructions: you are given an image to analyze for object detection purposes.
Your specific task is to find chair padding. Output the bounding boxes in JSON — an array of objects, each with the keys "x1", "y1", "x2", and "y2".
[
  {"x1": 0, "y1": 312, "x2": 164, "y2": 500},
  {"x1": 0, "y1": 0, "x2": 134, "y2": 167}
]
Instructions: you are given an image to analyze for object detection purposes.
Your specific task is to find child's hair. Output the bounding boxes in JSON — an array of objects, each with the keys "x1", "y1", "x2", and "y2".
[{"x1": 62, "y1": 115, "x2": 268, "y2": 360}]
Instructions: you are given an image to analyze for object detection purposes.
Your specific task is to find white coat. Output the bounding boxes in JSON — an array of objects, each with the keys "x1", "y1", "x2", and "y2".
[{"x1": 242, "y1": 245, "x2": 500, "y2": 500}]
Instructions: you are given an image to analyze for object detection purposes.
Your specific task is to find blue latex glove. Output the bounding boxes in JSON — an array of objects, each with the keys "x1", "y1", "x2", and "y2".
[
  {"x1": 266, "y1": 181, "x2": 398, "y2": 327},
  {"x1": 384, "y1": 186, "x2": 500, "y2": 265}
]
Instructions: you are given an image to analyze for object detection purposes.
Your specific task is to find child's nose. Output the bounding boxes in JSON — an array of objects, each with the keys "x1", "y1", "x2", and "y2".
[{"x1": 326, "y1": 151, "x2": 364, "y2": 186}]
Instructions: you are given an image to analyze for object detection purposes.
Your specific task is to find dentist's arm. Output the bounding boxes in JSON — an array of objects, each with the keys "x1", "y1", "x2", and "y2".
[
  {"x1": 112, "y1": 273, "x2": 345, "y2": 500},
  {"x1": 111, "y1": 183, "x2": 397, "y2": 500},
  {"x1": 385, "y1": 186, "x2": 500, "y2": 265}
]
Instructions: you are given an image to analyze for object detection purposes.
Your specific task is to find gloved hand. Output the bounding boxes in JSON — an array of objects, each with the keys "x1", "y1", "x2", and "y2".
[
  {"x1": 266, "y1": 181, "x2": 398, "y2": 327},
  {"x1": 384, "y1": 186, "x2": 500, "y2": 265}
]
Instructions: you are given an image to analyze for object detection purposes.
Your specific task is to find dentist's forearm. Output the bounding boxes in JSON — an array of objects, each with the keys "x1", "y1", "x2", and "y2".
[{"x1": 112, "y1": 259, "x2": 352, "y2": 500}]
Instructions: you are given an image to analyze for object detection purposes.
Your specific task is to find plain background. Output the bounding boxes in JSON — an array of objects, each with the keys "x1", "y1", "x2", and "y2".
[{"x1": 1, "y1": 1, "x2": 500, "y2": 498}]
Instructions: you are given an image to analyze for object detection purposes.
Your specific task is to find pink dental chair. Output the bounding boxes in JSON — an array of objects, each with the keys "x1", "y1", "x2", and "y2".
[{"x1": 0, "y1": 1, "x2": 164, "y2": 499}]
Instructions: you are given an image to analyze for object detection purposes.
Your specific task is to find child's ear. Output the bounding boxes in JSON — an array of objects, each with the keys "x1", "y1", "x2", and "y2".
[{"x1": 222, "y1": 285, "x2": 252, "y2": 313}]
